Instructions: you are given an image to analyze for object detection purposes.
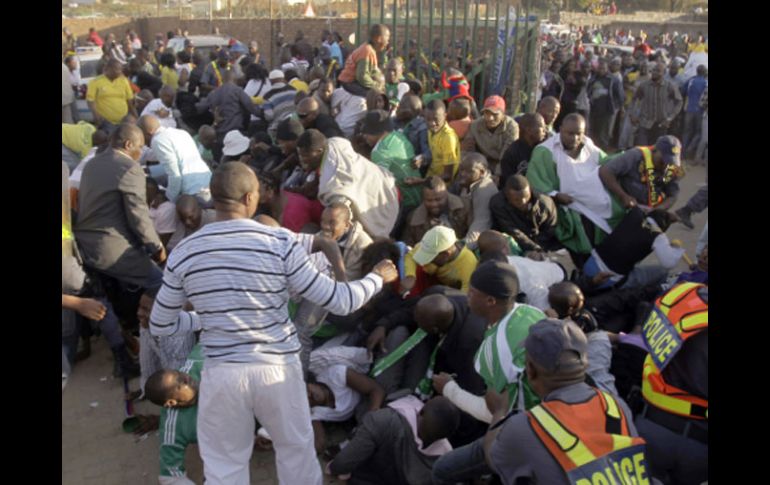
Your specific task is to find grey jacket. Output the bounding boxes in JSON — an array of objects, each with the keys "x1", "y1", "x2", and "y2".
[{"x1": 74, "y1": 148, "x2": 162, "y2": 286}]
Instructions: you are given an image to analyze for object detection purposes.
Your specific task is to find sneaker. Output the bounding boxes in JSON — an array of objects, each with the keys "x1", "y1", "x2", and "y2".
[{"x1": 675, "y1": 208, "x2": 694, "y2": 229}]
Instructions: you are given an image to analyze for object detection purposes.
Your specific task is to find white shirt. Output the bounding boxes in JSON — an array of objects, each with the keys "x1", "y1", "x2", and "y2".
[
  {"x1": 541, "y1": 135, "x2": 613, "y2": 233},
  {"x1": 507, "y1": 256, "x2": 566, "y2": 310},
  {"x1": 310, "y1": 365, "x2": 361, "y2": 422},
  {"x1": 331, "y1": 87, "x2": 368, "y2": 138},
  {"x1": 141, "y1": 99, "x2": 178, "y2": 129}
]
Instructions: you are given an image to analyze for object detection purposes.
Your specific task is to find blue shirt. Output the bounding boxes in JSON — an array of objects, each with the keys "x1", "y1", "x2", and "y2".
[
  {"x1": 683, "y1": 76, "x2": 707, "y2": 113},
  {"x1": 329, "y1": 42, "x2": 344, "y2": 66},
  {"x1": 150, "y1": 126, "x2": 212, "y2": 202}
]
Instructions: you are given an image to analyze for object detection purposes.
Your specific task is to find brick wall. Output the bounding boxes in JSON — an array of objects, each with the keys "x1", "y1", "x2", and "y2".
[
  {"x1": 63, "y1": 16, "x2": 136, "y2": 45},
  {"x1": 557, "y1": 11, "x2": 708, "y2": 36}
]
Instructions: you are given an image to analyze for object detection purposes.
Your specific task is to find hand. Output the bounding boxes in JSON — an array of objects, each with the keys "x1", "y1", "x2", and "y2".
[
  {"x1": 630, "y1": 115, "x2": 639, "y2": 126},
  {"x1": 133, "y1": 414, "x2": 160, "y2": 435},
  {"x1": 524, "y1": 250, "x2": 546, "y2": 261},
  {"x1": 156, "y1": 108, "x2": 170, "y2": 118},
  {"x1": 412, "y1": 155, "x2": 425, "y2": 169},
  {"x1": 366, "y1": 326, "x2": 388, "y2": 358},
  {"x1": 254, "y1": 435, "x2": 273, "y2": 451},
  {"x1": 591, "y1": 271, "x2": 614, "y2": 286},
  {"x1": 372, "y1": 259, "x2": 398, "y2": 283},
  {"x1": 153, "y1": 245, "x2": 167, "y2": 264},
  {"x1": 554, "y1": 193, "x2": 574, "y2": 205},
  {"x1": 432, "y1": 372, "x2": 455, "y2": 395},
  {"x1": 659, "y1": 119, "x2": 671, "y2": 129},
  {"x1": 403, "y1": 177, "x2": 423, "y2": 186},
  {"x1": 399, "y1": 276, "x2": 416, "y2": 296},
  {"x1": 76, "y1": 298, "x2": 107, "y2": 321},
  {"x1": 485, "y1": 388, "x2": 509, "y2": 416},
  {"x1": 622, "y1": 194, "x2": 637, "y2": 209}
]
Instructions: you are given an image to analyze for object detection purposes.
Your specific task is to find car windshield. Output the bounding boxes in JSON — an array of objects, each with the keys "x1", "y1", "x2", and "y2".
[{"x1": 80, "y1": 60, "x2": 100, "y2": 79}]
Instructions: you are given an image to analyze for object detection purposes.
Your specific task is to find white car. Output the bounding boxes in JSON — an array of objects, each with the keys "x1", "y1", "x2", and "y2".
[
  {"x1": 74, "y1": 46, "x2": 103, "y2": 123},
  {"x1": 165, "y1": 35, "x2": 234, "y2": 61}
]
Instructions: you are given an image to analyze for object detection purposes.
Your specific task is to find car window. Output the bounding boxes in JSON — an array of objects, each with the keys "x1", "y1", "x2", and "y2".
[{"x1": 80, "y1": 60, "x2": 100, "y2": 80}]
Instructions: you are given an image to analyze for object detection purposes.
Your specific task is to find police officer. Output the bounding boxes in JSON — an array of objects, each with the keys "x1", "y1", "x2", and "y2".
[
  {"x1": 483, "y1": 318, "x2": 651, "y2": 485},
  {"x1": 599, "y1": 135, "x2": 685, "y2": 212},
  {"x1": 636, "y1": 282, "x2": 708, "y2": 484}
]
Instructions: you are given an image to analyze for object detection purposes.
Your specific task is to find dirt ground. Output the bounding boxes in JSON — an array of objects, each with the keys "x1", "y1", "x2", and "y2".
[{"x1": 61, "y1": 165, "x2": 707, "y2": 485}]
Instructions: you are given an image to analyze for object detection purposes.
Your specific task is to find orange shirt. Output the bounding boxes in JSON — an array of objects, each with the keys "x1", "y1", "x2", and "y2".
[
  {"x1": 449, "y1": 118, "x2": 472, "y2": 141},
  {"x1": 338, "y1": 43, "x2": 378, "y2": 84}
]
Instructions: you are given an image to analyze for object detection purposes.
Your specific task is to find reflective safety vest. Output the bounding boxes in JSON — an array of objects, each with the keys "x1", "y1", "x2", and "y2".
[
  {"x1": 528, "y1": 389, "x2": 650, "y2": 484},
  {"x1": 641, "y1": 282, "x2": 708, "y2": 420},
  {"x1": 639, "y1": 146, "x2": 663, "y2": 207}
]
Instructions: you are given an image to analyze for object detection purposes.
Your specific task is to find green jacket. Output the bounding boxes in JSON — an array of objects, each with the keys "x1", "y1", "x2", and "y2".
[{"x1": 371, "y1": 131, "x2": 421, "y2": 210}]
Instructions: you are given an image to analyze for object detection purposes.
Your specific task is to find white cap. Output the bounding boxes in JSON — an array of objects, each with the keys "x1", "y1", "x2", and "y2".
[
  {"x1": 222, "y1": 130, "x2": 250, "y2": 156},
  {"x1": 269, "y1": 69, "x2": 285, "y2": 80}
]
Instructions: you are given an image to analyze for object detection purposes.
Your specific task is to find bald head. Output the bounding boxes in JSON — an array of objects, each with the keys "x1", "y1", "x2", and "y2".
[
  {"x1": 297, "y1": 96, "x2": 320, "y2": 127},
  {"x1": 210, "y1": 162, "x2": 259, "y2": 206},
  {"x1": 297, "y1": 96, "x2": 319, "y2": 114},
  {"x1": 107, "y1": 123, "x2": 144, "y2": 162},
  {"x1": 159, "y1": 85, "x2": 176, "y2": 106},
  {"x1": 415, "y1": 294, "x2": 456, "y2": 335},
  {"x1": 477, "y1": 230, "x2": 511, "y2": 258},
  {"x1": 138, "y1": 114, "x2": 161, "y2": 137},
  {"x1": 548, "y1": 281, "x2": 584, "y2": 319},
  {"x1": 198, "y1": 125, "x2": 216, "y2": 148}
]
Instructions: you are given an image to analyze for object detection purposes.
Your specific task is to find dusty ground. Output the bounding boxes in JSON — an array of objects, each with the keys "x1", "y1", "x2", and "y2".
[{"x1": 61, "y1": 165, "x2": 707, "y2": 485}]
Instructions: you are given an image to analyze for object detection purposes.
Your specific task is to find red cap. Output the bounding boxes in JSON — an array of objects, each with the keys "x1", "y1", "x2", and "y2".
[{"x1": 482, "y1": 95, "x2": 505, "y2": 114}]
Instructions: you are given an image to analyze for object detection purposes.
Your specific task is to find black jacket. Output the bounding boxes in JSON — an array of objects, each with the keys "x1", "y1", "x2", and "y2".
[{"x1": 490, "y1": 192, "x2": 560, "y2": 252}]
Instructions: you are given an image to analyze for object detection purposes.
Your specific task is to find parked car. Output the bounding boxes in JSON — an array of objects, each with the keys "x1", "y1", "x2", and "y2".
[
  {"x1": 165, "y1": 35, "x2": 234, "y2": 61},
  {"x1": 74, "y1": 46, "x2": 103, "y2": 122}
]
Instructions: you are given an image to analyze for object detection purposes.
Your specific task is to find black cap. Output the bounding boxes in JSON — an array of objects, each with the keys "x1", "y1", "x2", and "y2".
[{"x1": 276, "y1": 118, "x2": 305, "y2": 141}]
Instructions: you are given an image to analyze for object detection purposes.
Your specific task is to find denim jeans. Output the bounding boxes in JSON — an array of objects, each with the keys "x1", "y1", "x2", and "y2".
[{"x1": 432, "y1": 437, "x2": 492, "y2": 485}]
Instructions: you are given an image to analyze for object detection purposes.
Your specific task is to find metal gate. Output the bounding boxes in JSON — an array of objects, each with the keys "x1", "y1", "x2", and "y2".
[{"x1": 355, "y1": 0, "x2": 542, "y2": 114}]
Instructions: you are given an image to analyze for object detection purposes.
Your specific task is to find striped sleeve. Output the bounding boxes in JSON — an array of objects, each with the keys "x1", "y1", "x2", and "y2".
[
  {"x1": 284, "y1": 237, "x2": 383, "y2": 316},
  {"x1": 149, "y1": 266, "x2": 188, "y2": 336}
]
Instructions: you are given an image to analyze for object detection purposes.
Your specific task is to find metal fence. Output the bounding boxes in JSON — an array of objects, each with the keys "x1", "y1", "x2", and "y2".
[{"x1": 355, "y1": 0, "x2": 542, "y2": 113}]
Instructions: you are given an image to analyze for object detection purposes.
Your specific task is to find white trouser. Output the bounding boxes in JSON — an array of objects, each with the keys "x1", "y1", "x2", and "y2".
[{"x1": 197, "y1": 359, "x2": 322, "y2": 485}]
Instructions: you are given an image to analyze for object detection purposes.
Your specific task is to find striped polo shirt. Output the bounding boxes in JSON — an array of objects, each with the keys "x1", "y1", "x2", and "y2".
[{"x1": 149, "y1": 218, "x2": 383, "y2": 364}]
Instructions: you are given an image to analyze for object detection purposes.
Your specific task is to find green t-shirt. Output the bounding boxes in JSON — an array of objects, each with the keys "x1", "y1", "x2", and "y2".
[
  {"x1": 474, "y1": 304, "x2": 545, "y2": 410},
  {"x1": 158, "y1": 344, "x2": 204, "y2": 478}
]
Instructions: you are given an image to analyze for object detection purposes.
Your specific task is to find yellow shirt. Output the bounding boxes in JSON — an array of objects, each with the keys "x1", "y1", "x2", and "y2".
[
  {"x1": 289, "y1": 78, "x2": 310, "y2": 94},
  {"x1": 405, "y1": 244, "x2": 478, "y2": 292},
  {"x1": 427, "y1": 122, "x2": 461, "y2": 181},
  {"x1": 86, "y1": 75, "x2": 133, "y2": 124},
  {"x1": 160, "y1": 65, "x2": 179, "y2": 89},
  {"x1": 687, "y1": 42, "x2": 707, "y2": 54},
  {"x1": 62, "y1": 121, "x2": 97, "y2": 158}
]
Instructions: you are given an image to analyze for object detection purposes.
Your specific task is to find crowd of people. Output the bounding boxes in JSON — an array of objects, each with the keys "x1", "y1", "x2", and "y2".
[{"x1": 62, "y1": 21, "x2": 708, "y2": 485}]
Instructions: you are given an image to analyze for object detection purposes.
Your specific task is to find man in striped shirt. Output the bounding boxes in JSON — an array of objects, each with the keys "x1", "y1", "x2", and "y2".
[{"x1": 149, "y1": 161, "x2": 398, "y2": 485}]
